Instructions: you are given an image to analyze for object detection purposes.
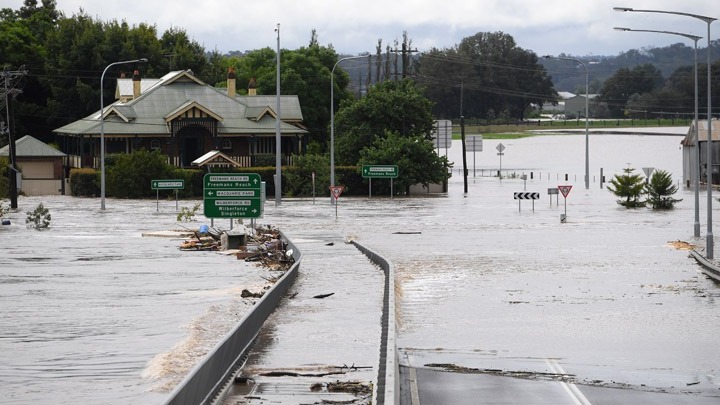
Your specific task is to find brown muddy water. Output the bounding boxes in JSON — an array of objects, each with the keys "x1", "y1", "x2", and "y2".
[{"x1": 1, "y1": 133, "x2": 718, "y2": 403}]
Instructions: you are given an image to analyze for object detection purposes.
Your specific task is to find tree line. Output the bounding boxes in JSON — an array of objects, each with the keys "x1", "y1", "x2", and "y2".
[{"x1": 2, "y1": 1, "x2": 718, "y2": 197}]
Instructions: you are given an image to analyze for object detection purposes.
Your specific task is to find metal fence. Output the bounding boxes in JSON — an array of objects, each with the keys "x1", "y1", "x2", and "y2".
[
  {"x1": 162, "y1": 232, "x2": 302, "y2": 405},
  {"x1": 351, "y1": 241, "x2": 398, "y2": 405}
]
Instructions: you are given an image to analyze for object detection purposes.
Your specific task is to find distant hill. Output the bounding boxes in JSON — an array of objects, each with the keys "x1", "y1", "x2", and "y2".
[
  {"x1": 539, "y1": 40, "x2": 719, "y2": 93},
  {"x1": 216, "y1": 40, "x2": 719, "y2": 95}
]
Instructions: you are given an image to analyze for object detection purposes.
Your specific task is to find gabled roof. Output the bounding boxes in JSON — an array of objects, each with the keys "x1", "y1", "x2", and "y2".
[
  {"x1": 105, "y1": 105, "x2": 137, "y2": 122},
  {"x1": 245, "y1": 105, "x2": 276, "y2": 121},
  {"x1": 165, "y1": 100, "x2": 223, "y2": 122},
  {"x1": 237, "y1": 95, "x2": 304, "y2": 122},
  {"x1": 682, "y1": 119, "x2": 720, "y2": 146},
  {"x1": 191, "y1": 150, "x2": 241, "y2": 167},
  {"x1": 54, "y1": 70, "x2": 306, "y2": 137},
  {"x1": 0, "y1": 135, "x2": 66, "y2": 157}
]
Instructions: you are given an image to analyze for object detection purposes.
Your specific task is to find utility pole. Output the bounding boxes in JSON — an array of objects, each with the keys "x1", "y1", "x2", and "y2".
[
  {"x1": 389, "y1": 42, "x2": 418, "y2": 79},
  {"x1": 2, "y1": 67, "x2": 27, "y2": 209}
]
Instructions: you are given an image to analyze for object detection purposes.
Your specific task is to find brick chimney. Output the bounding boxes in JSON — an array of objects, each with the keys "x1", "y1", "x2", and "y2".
[
  {"x1": 132, "y1": 69, "x2": 141, "y2": 99},
  {"x1": 227, "y1": 67, "x2": 236, "y2": 98},
  {"x1": 248, "y1": 77, "x2": 257, "y2": 96}
]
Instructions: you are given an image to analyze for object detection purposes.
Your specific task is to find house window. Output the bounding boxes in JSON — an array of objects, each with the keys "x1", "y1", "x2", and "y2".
[
  {"x1": 221, "y1": 139, "x2": 232, "y2": 150},
  {"x1": 150, "y1": 139, "x2": 161, "y2": 150}
]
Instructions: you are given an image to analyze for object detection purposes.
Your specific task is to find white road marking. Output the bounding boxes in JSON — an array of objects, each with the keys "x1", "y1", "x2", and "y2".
[{"x1": 546, "y1": 359, "x2": 592, "y2": 405}]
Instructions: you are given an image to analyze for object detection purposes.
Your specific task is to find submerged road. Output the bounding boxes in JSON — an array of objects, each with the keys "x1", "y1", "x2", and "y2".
[{"x1": 218, "y1": 134, "x2": 719, "y2": 404}]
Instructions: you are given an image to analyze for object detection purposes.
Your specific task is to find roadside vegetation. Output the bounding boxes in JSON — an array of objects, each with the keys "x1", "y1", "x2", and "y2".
[
  {"x1": 607, "y1": 167, "x2": 681, "y2": 209},
  {"x1": 1, "y1": 2, "x2": 714, "y2": 200}
]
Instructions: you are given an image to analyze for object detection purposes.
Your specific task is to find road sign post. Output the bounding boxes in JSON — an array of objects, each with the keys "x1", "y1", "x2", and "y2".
[
  {"x1": 496, "y1": 143, "x2": 505, "y2": 178},
  {"x1": 362, "y1": 165, "x2": 398, "y2": 199},
  {"x1": 467, "y1": 135, "x2": 483, "y2": 177},
  {"x1": 151, "y1": 179, "x2": 185, "y2": 211},
  {"x1": 329, "y1": 185, "x2": 345, "y2": 218},
  {"x1": 558, "y1": 185, "x2": 573, "y2": 222},
  {"x1": 514, "y1": 191, "x2": 540, "y2": 212},
  {"x1": 203, "y1": 173, "x2": 262, "y2": 219}
]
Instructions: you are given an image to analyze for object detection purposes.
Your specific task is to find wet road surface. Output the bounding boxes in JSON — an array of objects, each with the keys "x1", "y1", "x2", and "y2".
[{"x1": 226, "y1": 133, "x2": 720, "y2": 404}]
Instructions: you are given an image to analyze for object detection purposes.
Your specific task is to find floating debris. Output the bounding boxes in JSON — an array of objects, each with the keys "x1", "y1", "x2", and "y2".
[{"x1": 666, "y1": 240, "x2": 695, "y2": 250}]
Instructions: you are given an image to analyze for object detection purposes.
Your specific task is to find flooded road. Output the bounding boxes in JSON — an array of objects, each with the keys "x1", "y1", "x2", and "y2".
[
  {"x1": 0, "y1": 199, "x2": 271, "y2": 404},
  {"x1": 1, "y1": 132, "x2": 719, "y2": 403},
  {"x1": 264, "y1": 132, "x2": 720, "y2": 401}
]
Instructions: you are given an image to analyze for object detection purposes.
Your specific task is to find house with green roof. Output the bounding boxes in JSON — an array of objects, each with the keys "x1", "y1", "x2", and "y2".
[
  {"x1": 0, "y1": 135, "x2": 66, "y2": 195},
  {"x1": 53, "y1": 68, "x2": 307, "y2": 170}
]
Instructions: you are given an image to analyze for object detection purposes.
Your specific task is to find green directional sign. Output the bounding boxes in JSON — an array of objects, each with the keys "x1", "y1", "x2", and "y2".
[
  {"x1": 151, "y1": 179, "x2": 184, "y2": 190},
  {"x1": 362, "y1": 165, "x2": 399, "y2": 178},
  {"x1": 203, "y1": 173, "x2": 263, "y2": 218}
]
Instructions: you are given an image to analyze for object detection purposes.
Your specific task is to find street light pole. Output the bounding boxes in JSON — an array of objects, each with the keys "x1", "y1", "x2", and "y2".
[
  {"x1": 330, "y1": 55, "x2": 371, "y2": 195},
  {"x1": 614, "y1": 6, "x2": 716, "y2": 258},
  {"x1": 544, "y1": 55, "x2": 590, "y2": 189},
  {"x1": 100, "y1": 58, "x2": 147, "y2": 211},
  {"x1": 614, "y1": 27, "x2": 702, "y2": 238},
  {"x1": 275, "y1": 23, "x2": 282, "y2": 207}
]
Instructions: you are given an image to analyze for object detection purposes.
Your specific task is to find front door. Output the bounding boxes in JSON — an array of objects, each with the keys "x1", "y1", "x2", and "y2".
[{"x1": 182, "y1": 135, "x2": 201, "y2": 167}]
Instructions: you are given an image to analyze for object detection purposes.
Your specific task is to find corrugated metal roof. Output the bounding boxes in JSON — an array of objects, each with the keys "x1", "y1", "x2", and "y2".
[
  {"x1": 238, "y1": 95, "x2": 304, "y2": 121},
  {"x1": 55, "y1": 70, "x2": 306, "y2": 136},
  {"x1": 0, "y1": 135, "x2": 66, "y2": 157},
  {"x1": 682, "y1": 119, "x2": 720, "y2": 145}
]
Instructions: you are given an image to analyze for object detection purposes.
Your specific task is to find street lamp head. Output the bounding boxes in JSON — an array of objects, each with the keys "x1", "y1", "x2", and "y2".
[
  {"x1": 138, "y1": 58, "x2": 148, "y2": 63},
  {"x1": 613, "y1": 7, "x2": 633, "y2": 12},
  {"x1": 614, "y1": 27, "x2": 631, "y2": 32}
]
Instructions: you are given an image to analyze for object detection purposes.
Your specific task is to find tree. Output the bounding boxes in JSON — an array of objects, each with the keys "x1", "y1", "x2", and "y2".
[
  {"x1": 334, "y1": 79, "x2": 435, "y2": 165},
  {"x1": 106, "y1": 149, "x2": 171, "y2": 198},
  {"x1": 359, "y1": 130, "x2": 450, "y2": 194},
  {"x1": 645, "y1": 169, "x2": 681, "y2": 209},
  {"x1": 233, "y1": 39, "x2": 345, "y2": 152},
  {"x1": 596, "y1": 64, "x2": 664, "y2": 118},
  {"x1": 414, "y1": 31, "x2": 556, "y2": 120},
  {"x1": 334, "y1": 79, "x2": 449, "y2": 194},
  {"x1": 607, "y1": 166, "x2": 646, "y2": 208}
]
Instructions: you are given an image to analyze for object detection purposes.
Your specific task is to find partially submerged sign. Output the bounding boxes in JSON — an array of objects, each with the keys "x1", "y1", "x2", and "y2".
[
  {"x1": 203, "y1": 173, "x2": 262, "y2": 218},
  {"x1": 330, "y1": 185, "x2": 345, "y2": 200}
]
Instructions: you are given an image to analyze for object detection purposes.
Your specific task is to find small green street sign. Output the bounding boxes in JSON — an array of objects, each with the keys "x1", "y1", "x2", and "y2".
[
  {"x1": 362, "y1": 165, "x2": 399, "y2": 178},
  {"x1": 203, "y1": 173, "x2": 263, "y2": 218},
  {"x1": 151, "y1": 179, "x2": 184, "y2": 190}
]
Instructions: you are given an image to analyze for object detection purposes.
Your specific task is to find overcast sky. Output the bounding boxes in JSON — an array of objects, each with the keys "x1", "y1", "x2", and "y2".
[{"x1": 5, "y1": 0, "x2": 717, "y2": 57}]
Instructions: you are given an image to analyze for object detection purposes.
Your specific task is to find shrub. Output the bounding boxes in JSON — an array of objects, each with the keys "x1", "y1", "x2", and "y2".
[
  {"x1": 177, "y1": 202, "x2": 201, "y2": 222},
  {"x1": 26, "y1": 203, "x2": 51, "y2": 229},
  {"x1": 69, "y1": 168, "x2": 99, "y2": 197},
  {"x1": 106, "y1": 149, "x2": 172, "y2": 198},
  {"x1": 607, "y1": 166, "x2": 646, "y2": 208},
  {"x1": 0, "y1": 200, "x2": 9, "y2": 218},
  {"x1": 645, "y1": 170, "x2": 681, "y2": 209},
  {"x1": 284, "y1": 154, "x2": 330, "y2": 197}
]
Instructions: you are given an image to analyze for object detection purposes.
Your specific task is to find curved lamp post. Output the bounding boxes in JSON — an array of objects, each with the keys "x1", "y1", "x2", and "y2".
[
  {"x1": 330, "y1": 55, "x2": 370, "y2": 195},
  {"x1": 614, "y1": 27, "x2": 702, "y2": 238},
  {"x1": 100, "y1": 58, "x2": 147, "y2": 210},
  {"x1": 544, "y1": 55, "x2": 590, "y2": 189},
  {"x1": 614, "y1": 6, "x2": 716, "y2": 258}
]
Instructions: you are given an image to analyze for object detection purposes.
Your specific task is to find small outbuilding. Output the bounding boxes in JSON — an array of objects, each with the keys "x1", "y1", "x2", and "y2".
[
  {"x1": 0, "y1": 135, "x2": 67, "y2": 195},
  {"x1": 681, "y1": 119, "x2": 720, "y2": 185}
]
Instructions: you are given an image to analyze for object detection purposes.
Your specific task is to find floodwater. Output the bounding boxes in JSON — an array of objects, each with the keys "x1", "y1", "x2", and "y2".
[
  {"x1": 2, "y1": 131, "x2": 719, "y2": 403},
  {"x1": 0, "y1": 199, "x2": 272, "y2": 404}
]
